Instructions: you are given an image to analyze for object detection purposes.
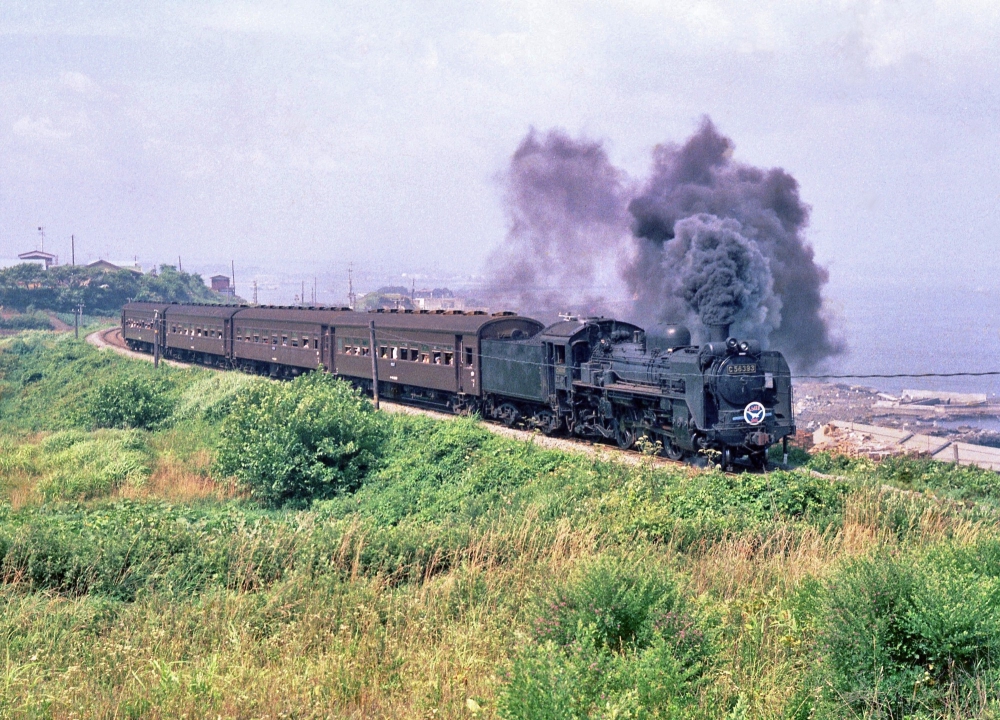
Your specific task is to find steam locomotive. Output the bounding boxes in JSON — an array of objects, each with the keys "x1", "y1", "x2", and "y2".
[{"x1": 122, "y1": 303, "x2": 794, "y2": 467}]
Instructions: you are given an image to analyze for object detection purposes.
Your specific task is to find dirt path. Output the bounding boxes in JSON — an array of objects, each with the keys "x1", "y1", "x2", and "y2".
[
  {"x1": 86, "y1": 327, "x2": 693, "y2": 470},
  {"x1": 46, "y1": 312, "x2": 73, "y2": 332},
  {"x1": 86, "y1": 327, "x2": 189, "y2": 368}
]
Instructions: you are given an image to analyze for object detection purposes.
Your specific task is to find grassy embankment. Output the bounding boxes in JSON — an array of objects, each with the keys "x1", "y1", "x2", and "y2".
[{"x1": 1, "y1": 331, "x2": 1000, "y2": 718}]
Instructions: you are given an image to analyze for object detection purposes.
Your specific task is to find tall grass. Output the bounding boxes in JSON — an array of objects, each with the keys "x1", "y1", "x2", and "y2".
[{"x1": 1, "y1": 333, "x2": 999, "y2": 718}]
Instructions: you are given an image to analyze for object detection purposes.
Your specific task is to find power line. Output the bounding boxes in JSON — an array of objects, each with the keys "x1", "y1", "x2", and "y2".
[{"x1": 794, "y1": 371, "x2": 1000, "y2": 380}]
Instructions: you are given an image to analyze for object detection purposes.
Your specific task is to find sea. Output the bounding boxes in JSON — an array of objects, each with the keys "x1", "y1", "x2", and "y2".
[{"x1": 821, "y1": 272, "x2": 1000, "y2": 431}]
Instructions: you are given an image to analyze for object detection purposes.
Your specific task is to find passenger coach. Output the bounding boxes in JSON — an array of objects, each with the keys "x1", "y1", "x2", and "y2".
[{"x1": 121, "y1": 303, "x2": 544, "y2": 411}]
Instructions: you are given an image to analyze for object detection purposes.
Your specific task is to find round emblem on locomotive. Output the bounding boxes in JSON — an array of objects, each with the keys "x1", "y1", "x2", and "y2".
[{"x1": 743, "y1": 401, "x2": 766, "y2": 426}]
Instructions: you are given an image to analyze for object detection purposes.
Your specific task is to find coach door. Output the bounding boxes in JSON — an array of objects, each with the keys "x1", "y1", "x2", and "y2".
[
  {"x1": 322, "y1": 326, "x2": 333, "y2": 373},
  {"x1": 459, "y1": 335, "x2": 477, "y2": 394}
]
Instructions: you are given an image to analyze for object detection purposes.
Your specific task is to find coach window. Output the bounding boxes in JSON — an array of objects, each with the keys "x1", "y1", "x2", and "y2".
[
  {"x1": 555, "y1": 345, "x2": 566, "y2": 364},
  {"x1": 443, "y1": 351, "x2": 454, "y2": 366},
  {"x1": 432, "y1": 351, "x2": 442, "y2": 365},
  {"x1": 464, "y1": 347, "x2": 474, "y2": 366},
  {"x1": 291, "y1": 333, "x2": 299, "y2": 347},
  {"x1": 379, "y1": 345, "x2": 388, "y2": 358}
]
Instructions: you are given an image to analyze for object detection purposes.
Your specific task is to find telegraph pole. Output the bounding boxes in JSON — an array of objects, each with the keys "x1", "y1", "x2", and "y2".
[
  {"x1": 369, "y1": 320, "x2": 379, "y2": 409},
  {"x1": 231, "y1": 260, "x2": 236, "y2": 302},
  {"x1": 153, "y1": 309, "x2": 161, "y2": 368},
  {"x1": 74, "y1": 302, "x2": 84, "y2": 340},
  {"x1": 252, "y1": 279, "x2": 258, "y2": 305},
  {"x1": 71, "y1": 235, "x2": 75, "y2": 266},
  {"x1": 348, "y1": 264, "x2": 356, "y2": 309}
]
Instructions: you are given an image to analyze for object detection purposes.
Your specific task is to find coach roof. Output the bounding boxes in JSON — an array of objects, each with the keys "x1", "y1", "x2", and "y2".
[
  {"x1": 234, "y1": 307, "x2": 353, "y2": 323},
  {"x1": 123, "y1": 302, "x2": 172, "y2": 314},
  {"x1": 164, "y1": 304, "x2": 243, "y2": 319}
]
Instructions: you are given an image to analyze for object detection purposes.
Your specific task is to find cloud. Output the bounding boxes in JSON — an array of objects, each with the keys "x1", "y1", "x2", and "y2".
[
  {"x1": 12, "y1": 115, "x2": 71, "y2": 141},
  {"x1": 59, "y1": 71, "x2": 98, "y2": 94}
]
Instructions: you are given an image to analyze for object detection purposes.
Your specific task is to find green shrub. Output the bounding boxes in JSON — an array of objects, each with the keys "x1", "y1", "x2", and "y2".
[
  {"x1": 87, "y1": 375, "x2": 175, "y2": 430},
  {"x1": 499, "y1": 557, "x2": 712, "y2": 719},
  {"x1": 214, "y1": 372, "x2": 389, "y2": 507},
  {"x1": 817, "y1": 542, "x2": 1000, "y2": 718},
  {"x1": 623, "y1": 469, "x2": 847, "y2": 547},
  {"x1": 16, "y1": 429, "x2": 154, "y2": 500},
  {"x1": 0, "y1": 311, "x2": 53, "y2": 331},
  {"x1": 172, "y1": 371, "x2": 260, "y2": 423}
]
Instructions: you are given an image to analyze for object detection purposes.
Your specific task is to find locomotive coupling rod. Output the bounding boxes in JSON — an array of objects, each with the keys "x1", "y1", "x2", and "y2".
[{"x1": 369, "y1": 320, "x2": 379, "y2": 410}]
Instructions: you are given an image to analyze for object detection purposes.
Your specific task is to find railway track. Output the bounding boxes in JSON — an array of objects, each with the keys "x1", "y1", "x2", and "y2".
[{"x1": 86, "y1": 326, "x2": 702, "y2": 471}]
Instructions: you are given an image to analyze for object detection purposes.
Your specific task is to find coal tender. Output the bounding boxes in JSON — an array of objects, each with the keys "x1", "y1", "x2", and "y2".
[{"x1": 481, "y1": 317, "x2": 794, "y2": 468}]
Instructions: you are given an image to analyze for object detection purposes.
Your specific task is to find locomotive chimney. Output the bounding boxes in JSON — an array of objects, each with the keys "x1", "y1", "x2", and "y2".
[{"x1": 707, "y1": 323, "x2": 731, "y2": 343}]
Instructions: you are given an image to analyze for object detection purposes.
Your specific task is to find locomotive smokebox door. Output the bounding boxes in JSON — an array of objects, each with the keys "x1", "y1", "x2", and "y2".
[{"x1": 716, "y1": 356, "x2": 766, "y2": 406}]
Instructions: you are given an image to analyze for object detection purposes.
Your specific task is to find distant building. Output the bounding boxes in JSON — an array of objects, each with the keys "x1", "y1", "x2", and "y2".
[
  {"x1": 210, "y1": 274, "x2": 235, "y2": 298},
  {"x1": 413, "y1": 288, "x2": 462, "y2": 311},
  {"x1": 18, "y1": 250, "x2": 58, "y2": 270},
  {"x1": 87, "y1": 259, "x2": 142, "y2": 274}
]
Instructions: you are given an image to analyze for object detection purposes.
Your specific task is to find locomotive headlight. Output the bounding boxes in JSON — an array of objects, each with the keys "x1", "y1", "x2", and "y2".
[
  {"x1": 739, "y1": 341, "x2": 750, "y2": 353},
  {"x1": 726, "y1": 337, "x2": 738, "y2": 350}
]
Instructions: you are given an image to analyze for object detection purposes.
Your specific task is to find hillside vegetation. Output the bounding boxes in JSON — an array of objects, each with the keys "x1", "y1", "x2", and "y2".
[
  {"x1": 0, "y1": 263, "x2": 223, "y2": 315},
  {"x1": 1, "y1": 332, "x2": 999, "y2": 718}
]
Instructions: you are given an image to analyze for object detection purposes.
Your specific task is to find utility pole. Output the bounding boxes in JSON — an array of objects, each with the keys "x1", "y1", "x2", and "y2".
[
  {"x1": 301, "y1": 280, "x2": 305, "y2": 307},
  {"x1": 71, "y1": 235, "x2": 75, "y2": 266},
  {"x1": 313, "y1": 277, "x2": 317, "y2": 306},
  {"x1": 74, "y1": 302, "x2": 84, "y2": 340},
  {"x1": 231, "y1": 260, "x2": 236, "y2": 302},
  {"x1": 252, "y1": 279, "x2": 258, "y2": 305},
  {"x1": 348, "y1": 264, "x2": 356, "y2": 309},
  {"x1": 178, "y1": 256, "x2": 182, "y2": 272},
  {"x1": 153, "y1": 308, "x2": 161, "y2": 368},
  {"x1": 37, "y1": 226, "x2": 45, "y2": 253},
  {"x1": 369, "y1": 320, "x2": 379, "y2": 409}
]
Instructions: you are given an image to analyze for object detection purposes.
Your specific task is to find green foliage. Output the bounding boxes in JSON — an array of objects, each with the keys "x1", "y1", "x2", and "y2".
[
  {"x1": 809, "y1": 451, "x2": 1000, "y2": 506},
  {"x1": 0, "y1": 263, "x2": 222, "y2": 315},
  {"x1": 12, "y1": 429, "x2": 155, "y2": 500},
  {"x1": 0, "y1": 334, "x2": 212, "y2": 433},
  {"x1": 810, "y1": 541, "x2": 1000, "y2": 718},
  {"x1": 617, "y1": 469, "x2": 847, "y2": 547},
  {"x1": 317, "y1": 415, "x2": 569, "y2": 526},
  {"x1": 0, "y1": 501, "x2": 294, "y2": 600},
  {"x1": 171, "y1": 371, "x2": 259, "y2": 424},
  {"x1": 214, "y1": 371, "x2": 389, "y2": 507},
  {"x1": 500, "y1": 557, "x2": 712, "y2": 719},
  {"x1": 87, "y1": 375, "x2": 176, "y2": 430},
  {"x1": 0, "y1": 311, "x2": 53, "y2": 331}
]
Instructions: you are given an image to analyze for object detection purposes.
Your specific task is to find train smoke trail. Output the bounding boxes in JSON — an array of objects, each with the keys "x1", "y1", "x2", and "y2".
[
  {"x1": 625, "y1": 118, "x2": 842, "y2": 367},
  {"x1": 489, "y1": 118, "x2": 843, "y2": 369},
  {"x1": 662, "y1": 213, "x2": 779, "y2": 332},
  {"x1": 483, "y1": 128, "x2": 630, "y2": 318}
]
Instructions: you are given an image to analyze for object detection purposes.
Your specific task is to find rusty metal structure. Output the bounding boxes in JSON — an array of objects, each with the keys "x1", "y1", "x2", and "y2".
[{"x1": 122, "y1": 303, "x2": 795, "y2": 467}]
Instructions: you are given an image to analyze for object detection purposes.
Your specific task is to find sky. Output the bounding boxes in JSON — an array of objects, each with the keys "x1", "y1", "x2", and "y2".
[{"x1": 1, "y1": 0, "x2": 999, "y2": 298}]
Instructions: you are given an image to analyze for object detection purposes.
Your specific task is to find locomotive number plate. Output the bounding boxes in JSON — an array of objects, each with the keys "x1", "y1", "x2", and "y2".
[{"x1": 727, "y1": 364, "x2": 757, "y2": 374}]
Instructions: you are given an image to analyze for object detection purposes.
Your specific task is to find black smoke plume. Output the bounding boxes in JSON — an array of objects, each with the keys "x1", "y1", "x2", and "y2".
[
  {"x1": 626, "y1": 118, "x2": 842, "y2": 367},
  {"x1": 483, "y1": 128, "x2": 629, "y2": 318},
  {"x1": 487, "y1": 118, "x2": 844, "y2": 369}
]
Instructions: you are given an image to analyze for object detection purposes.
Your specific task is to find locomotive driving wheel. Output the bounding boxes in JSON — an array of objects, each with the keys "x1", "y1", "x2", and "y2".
[
  {"x1": 497, "y1": 402, "x2": 520, "y2": 427},
  {"x1": 614, "y1": 410, "x2": 639, "y2": 450},
  {"x1": 663, "y1": 440, "x2": 684, "y2": 461},
  {"x1": 532, "y1": 409, "x2": 561, "y2": 435}
]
